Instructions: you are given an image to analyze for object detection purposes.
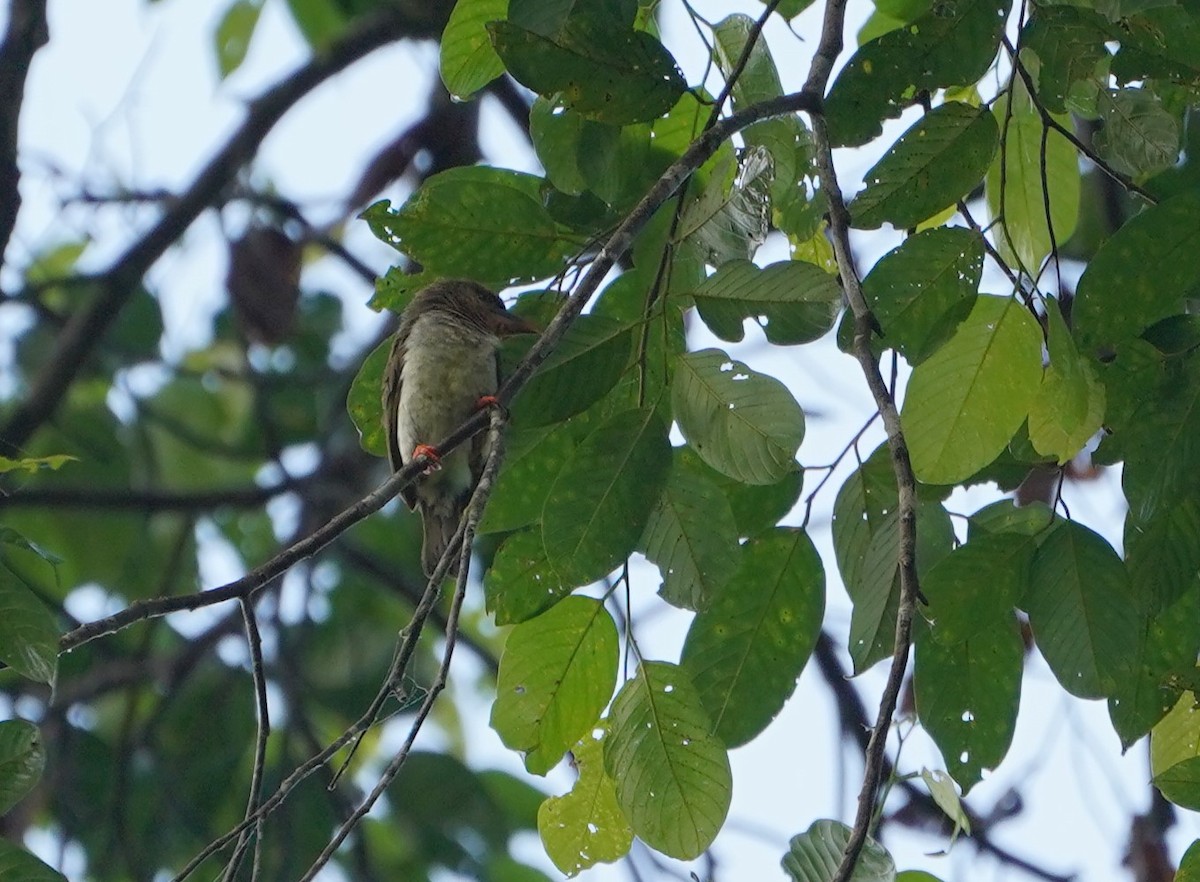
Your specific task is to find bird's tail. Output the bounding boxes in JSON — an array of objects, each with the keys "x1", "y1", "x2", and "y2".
[{"x1": 420, "y1": 503, "x2": 464, "y2": 578}]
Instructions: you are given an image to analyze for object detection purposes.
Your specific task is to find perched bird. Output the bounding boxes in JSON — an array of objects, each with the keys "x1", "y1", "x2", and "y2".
[{"x1": 382, "y1": 279, "x2": 536, "y2": 577}]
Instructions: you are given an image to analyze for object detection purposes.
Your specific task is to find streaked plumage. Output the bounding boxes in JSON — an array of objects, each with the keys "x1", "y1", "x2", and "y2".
[{"x1": 382, "y1": 279, "x2": 534, "y2": 576}]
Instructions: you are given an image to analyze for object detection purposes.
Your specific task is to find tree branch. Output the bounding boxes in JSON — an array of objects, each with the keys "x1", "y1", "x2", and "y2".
[
  {"x1": 0, "y1": 0, "x2": 49, "y2": 262},
  {"x1": 801, "y1": 1, "x2": 924, "y2": 877},
  {"x1": 0, "y1": 5, "x2": 415, "y2": 452}
]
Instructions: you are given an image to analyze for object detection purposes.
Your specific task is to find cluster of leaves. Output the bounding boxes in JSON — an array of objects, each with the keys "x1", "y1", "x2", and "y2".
[{"x1": 342, "y1": 0, "x2": 1200, "y2": 875}]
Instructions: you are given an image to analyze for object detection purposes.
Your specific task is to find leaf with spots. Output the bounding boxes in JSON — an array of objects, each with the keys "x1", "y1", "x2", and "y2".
[
  {"x1": 682, "y1": 528, "x2": 825, "y2": 747},
  {"x1": 485, "y1": 529, "x2": 573, "y2": 625},
  {"x1": 915, "y1": 615, "x2": 1023, "y2": 792},
  {"x1": 491, "y1": 597, "x2": 619, "y2": 775},
  {"x1": 672, "y1": 349, "x2": 805, "y2": 485},
  {"x1": 604, "y1": 662, "x2": 732, "y2": 859}
]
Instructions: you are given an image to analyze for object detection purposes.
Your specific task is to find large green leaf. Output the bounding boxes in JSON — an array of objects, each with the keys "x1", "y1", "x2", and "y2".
[
  {"x1": 672, "y1": 349, "x2": 805, "y2": 485},
  {"x1": 824, "y1": 0, "x2": 1009, "y2": 146},
  {"x1": 862, "y1": 226, "x2": 982, "y2": 364},
  {"x1": 682, "y1": 529, "x2": 825, "y2": 747},
  {"x1": 1022, "y1": 6, "x2": 1110, "y2": 113},
  {"x1": 604, "y1": 662, "x2": 732, "y2": 860},
  {"x1": 902, "y1": 296, "x2": 1043, "y2": 484},
  {"x1": 915, "y1": 615, "x2": 1023, "y2": 791},
  {"x1": 1026, "y1": 521, "x2": 1142, "y2": 698},
  {"x1": 440, "y1": 0, "x2": 507, "y2": 98},
  {"x1": 491, "y1": 597, "x2": 619, "y2": 775},
  {"x1": 1111, "y1": 6, "x2": 1200, "y2": 85},
  {"x1": 488, "y1": 17, "x2": 686, "y2": 125},
  {"x1": 691, "y1": 259, "x2": 841, "y2": 347},
  {"x1": 541, "y1": 408, "x2": 671, "y2": 587},
  {"x1": 485, "y1": 529, "x2": 572, "y2": 625},
  {"x1": 1180, "y1": 840, "x2": 1200, "y2": 882},
  {"x1": 480, "y1": 416, "x2": 590, "y2": 534},
  {"x1": 538, "y1": 728, "x2": 632, "y2": 876},
  {"x1": 0, "y1": 566, "x2": 59, "y2": 686},
  {"x1": 1027, "y1": 301, "x2": 1105, "y2": 463},
  {"x1": 511, "y1": 315, "x2": 634, "y2": 427},
  {"x1": 0, "y1": 720, "x2": 44, "y2": 815},
  {"x1": 1125, "y1": 498, "x2": 1200, "y2": 613},
  {"x1": 1073, "y1": 191, "x2": 1200, "y2": 357},
  {"x1": 673, "y1": 447, "x2": 802, "y2": 539},
  {"x1": 1154, "y1": 756, "x2": 1200, "y2": 810},
  {"x1": 851, "y1": 103, "x2": 998, "y2": 230},
  {"x1": 638, "y1": 452, "x2": 741, "y2": 611},
  {"x1": 782, "y1": 820, "x2": 895, "y2": 882},
  {"x1": 985, "y1": 107, "x2": 1080, "y2": 274},
  {"x1": 921, "y1": 532, "x2": 1033, "y2": 646},
  {"x1": 0, "y1": 841, "x2": 67, "y2": 882},
  {"x1": 362, "y1": 168, "x2": 580, "y2": 283},
  {"x1": 1094, "y1": 88, "x2": 1180, "y2": 180}
]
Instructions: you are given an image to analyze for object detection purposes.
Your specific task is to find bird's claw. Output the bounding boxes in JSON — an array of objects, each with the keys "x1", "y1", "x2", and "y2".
[
  {"x1": 475, "y1": 395, "x2": 507, "y2": 417},
  {"x1": 412, "y1": 443, "x2": 442, "y2": 474}
]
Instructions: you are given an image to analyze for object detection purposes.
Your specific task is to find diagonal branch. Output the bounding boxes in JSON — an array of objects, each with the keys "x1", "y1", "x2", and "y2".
[
  {"x1": 0, "y1": 0, "x2": 49, "y2": 262},
  {"x1": 0, "y1": 5, "x2": 415, "y2": 452},
  {"x1": 802, "y1": 0, "x2": 923, "y2": 878}
]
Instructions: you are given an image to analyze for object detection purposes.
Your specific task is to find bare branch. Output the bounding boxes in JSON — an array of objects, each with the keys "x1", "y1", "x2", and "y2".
[{"x1": 0, "y1": 0, "x2": 49, "y2": 260}]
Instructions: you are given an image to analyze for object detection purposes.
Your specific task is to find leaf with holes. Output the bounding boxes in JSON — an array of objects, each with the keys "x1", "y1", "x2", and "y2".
[
  {"x1": 692, "y1": 259, "x2": 841, "y2": 346},
  {"x1": 604, "y1": 662, "x2": 732, "y2": 859},
  {"x1": 673, "y1": 349, "x2": 805, "y2": 485}
]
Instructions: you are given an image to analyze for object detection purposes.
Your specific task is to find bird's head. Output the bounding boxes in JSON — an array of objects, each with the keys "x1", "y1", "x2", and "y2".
[{"x1": 412, "y1": 279, "x2": 538, "y2": 338}]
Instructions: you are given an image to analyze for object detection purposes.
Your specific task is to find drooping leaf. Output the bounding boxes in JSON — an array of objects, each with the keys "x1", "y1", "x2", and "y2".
[
  {"x1": 541, "y1": 408, "x2": 671, "y2": 587},
  {"x1": 691, "y1": 259, "x2": 841, "y2": 347},
  {"x1": 851, "y1": 103, "x2": 998, "y2": 230},
  {"x1": 491, "y1": 597, "x2": 619, "y2": 775},
  {"x1": 538, "y1": 728, "x2": 633, "y2": 876},
  {"x1": 0, "y1": 720, "x2": 44, "y2": 815},
  {"x1": 1073, "y1": 191, "x2": 1200, "y2": 357},
  {"x1": 1025, "y1": 520, "x2": 1141, "y2": 698},
  {"x1": 824, "y1": 0, "x2": 1010, "y2": 146},
  {"x1": 672, "y1": 349, "x2": 805, "y2": 485},
  {"x1": 985, "y1": 107, "x2": 1080, "y2": 274},
  {"x1": 921, "y1": 532, "x2": 1033, "y2": 646},
  {"x1": 362, "y1": 168, "x2": 581, "y2": 283},
  {"x1": 862, "y1": 226, "x2": 983, "y2": 364},
  {"x1": 0, "y1": 567, "x2": 59, "y2": 686},
  {"x1": 678, "y1": 149, "x2": 771, "y2": 267},
  {"x1": 638, "y1": 453, "x2": 741, "y2": 611},
  {"x1": 902, "y1": 296, "x2": 1043, "y2": 484},
  {"x1": 1027, "y1": 300, "x2": 1106, "y2": 463},
  {"x1": 346, "y1": 337, "x2": 389, "y2": 458},
  {"x1": 781, "y1": 819, "x2": 895, "y2": 882},
  {"x1": 440, "y1": 0, "x2": 508, "y2": 98},
  {"x1": 915, "y1": 615, "x2": 1023, "y2": 791},
  {"x1": 604, "y1": 662, "x2": 732, "y2": 860},
  {"x1": 682, "y1": 528, "x2": 825, "y2": 747},
  {"x1": 488, "y1": 17, "x2": 686, "y2": 126}
]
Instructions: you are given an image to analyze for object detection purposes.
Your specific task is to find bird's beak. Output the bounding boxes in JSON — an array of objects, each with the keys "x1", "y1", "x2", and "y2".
[{"x1": 491, "y1": 310, "x2": 539, "y2": 337}]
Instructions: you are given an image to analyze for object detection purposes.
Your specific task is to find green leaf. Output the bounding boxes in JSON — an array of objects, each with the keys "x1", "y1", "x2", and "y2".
[
  {"x1": 922, "y1": 533, "x2": 1033, "y2": 645},
  {"x1": 920, "y1": 768, "x2": 971, "y2": 837},
  {"x1": 1111, "y1": 7, "x2": 1200, "y2": 85},
  {"x1": 480, "y1": 417, "x2": 589, "y2": 534},
  {"x1": 485, "y1": 529, "x2": 572, "y2": 625},
  {"x1": 0, "y1": 454, "x2": 76, "y2": 475},
  {"x1": 782, "y1": 819, "x2": 896, "y2": 882},
  {"x1": 0, "y1": 720, "x2": 44, "y2": 814},
  {"x1": 283, "y1": 0, "x2": 346, "y2": 47},
  {"x1": 673, "y1": 447, "x2": 802, "y2": 539},
  {"x1": 1022, "y1": 6, "x2": 1109, "y2": 114},
  {"x1": 529, "y1": 98, "x2": 589, "y2": 195},
  {"x1": 491, "y1": 597, "x2": 618, "y2": 775},
  {"x1": 1025, "y1": 520, "x2": 1141, "y2": 698},
  {"x1": 902, "y1": 296, "x2": 1043, "y2": 484},
  {"x1": 672, "y1": 349, "x2": 805, "y2": 485},
  {"x1": 347, "y1": 337, "x2": 389, "y2": 458},
  {"x1": 678, "y1": 149, "x2": 771, "y2": 267},
  {"x1": 968, "y1": 498, "x2": 1055, "y2": 538},
  {"x1": 488, "y1": 18, "x2": 686, "y2": 125},
  {"x1": 1153, "y1": 755, "x2": 1200, "y2": 810},
  {"x1": 538, "y1": 728, "x2": 633, "y2": 876},
  {"x1": 1074, "y1": 192, "x2": 1200, "y2": 357},
  {"x1": 0, "y1": 567, "x2": 59, "y2": 686},
  {"x1": 851, "y1": 103, "x2": 999, "y2": 230},
  {"x1": 915, "y1": 615, "x2": 1023, "y2": 791},
  {"x1": 1027, "y1": 300, "x2": 1105, "y2": 463},
  {"x1": 508, "y1": 0, "x2": 638, "y2": 36},
  {"x1": 862, "y1": 226, "x2": 982, "y2": 364},
  {"x1": 511, "y1": 315, "x2": 634, "y2": 427},
  {"x1": 1094, "y1": 88, "x2": 1180, "y2": 179},
  {"x1": 638, "y1": 452, "x2": 740, "y2": 611},
  {"x1": 1125, "y1": 498, "x2": 1200, "y2": 613},
  {"x1": 824, "y1": 0, "x2": 1009, "y2": 146},
  {"x1": 692, "y1": 259, "x2": 841, "y2": 347},
  {"x1": 214, "y1": 0, "x2": 263, "y2": 78},
  {"x1": 985, "y1": 107, "x2": 1080, "y2": 273},
  {"x1": 440, "y1": 0, "x2": 507, "y2": 98},
  {"x1": 0, "y1": 841, "x2": 67, "y2": 882},
  {"x1": 604, "y1": 662, "x2": 732, "y2": 860},
  {"x1": 713, "y1": 14, "x2": 785, "y2": 107},
  {"x1": 1179, "y1": 839, "x2": 1200, "y2": 882},
  {"x1": 362, "y1": 168, "x2": 580, "y2": 283},
  {"x1": 682, "y1": 528, "x2": 825, "y2": 747},
  {"x1": 541, "y1": 408, "x2": 671, "y2": 587},
  {"x1": 1150, "y1": 690, "x2": 1200, "y2": 777}
]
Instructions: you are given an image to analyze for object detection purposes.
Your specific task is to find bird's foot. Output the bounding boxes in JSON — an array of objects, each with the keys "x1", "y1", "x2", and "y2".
[
  {"x1": 412, "y1": 443, "x2": 442, "y2": 473},
  {"x1": 475, "y1": 395, "x2": 507, "y2": 417}
]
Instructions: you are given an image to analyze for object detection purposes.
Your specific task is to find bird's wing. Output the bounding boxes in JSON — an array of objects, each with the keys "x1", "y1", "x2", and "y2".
[{"x1": 381, "y1": 329, "x2": 418, "y2": 509}]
